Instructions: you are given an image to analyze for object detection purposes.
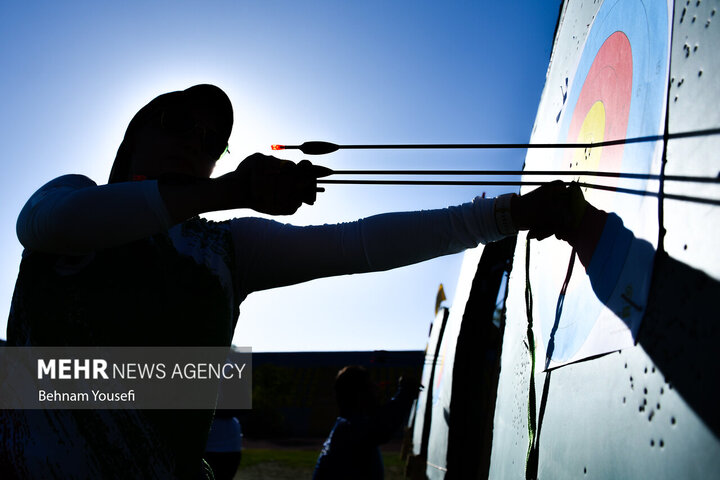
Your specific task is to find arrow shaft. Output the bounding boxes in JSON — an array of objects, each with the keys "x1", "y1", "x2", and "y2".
[
  {"x1": 317, "y1": 179, "x2": 720, "y2": 206},
  {"x1": 327, "y1": 170, "x2": 720, "y2": 184},
  {"x1": 318, "y1": 179, "x2": 543, "y2": 186},
  {"x1": 281, "y1": 127, "x2": 720, "y2": 153}
]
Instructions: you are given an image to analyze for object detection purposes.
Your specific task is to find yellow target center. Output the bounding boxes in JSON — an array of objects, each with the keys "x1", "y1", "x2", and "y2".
[{"x1": 572, "y1": 101, "x2": 606, "y2": 182}]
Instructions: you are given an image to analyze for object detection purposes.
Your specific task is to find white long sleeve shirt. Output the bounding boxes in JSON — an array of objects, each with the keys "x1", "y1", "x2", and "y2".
[{"x1": 13, "y1": 174, "x2": 506, "y2": 342}]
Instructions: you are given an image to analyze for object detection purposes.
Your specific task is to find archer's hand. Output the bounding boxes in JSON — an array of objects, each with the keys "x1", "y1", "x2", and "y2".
[
  {"x1": 511, "y1": 181, "x2": 587, "y2": 241},
  {"x1": 223, "y1": 153, "x2": 332, "y2": 215}
]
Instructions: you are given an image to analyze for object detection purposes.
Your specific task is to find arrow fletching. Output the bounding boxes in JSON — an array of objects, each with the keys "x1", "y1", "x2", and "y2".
[
  {"x1": 298, "y1": 141, "x2": 340, "y2": 155},
  {"x1": 272, "y1": 141, "x2": 340, "y2": 155}
]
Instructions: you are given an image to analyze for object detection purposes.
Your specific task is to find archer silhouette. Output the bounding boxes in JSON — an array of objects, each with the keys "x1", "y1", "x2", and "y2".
[{"x1": 2, "y1": 84, "x2": 583, "y2": 479}]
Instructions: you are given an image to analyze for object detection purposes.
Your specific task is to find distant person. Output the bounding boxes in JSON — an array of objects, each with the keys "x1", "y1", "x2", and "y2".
[
  {"x1": 2, "y1": 83, "x2": 584, "y2": 478},
  {"x1": 313, "y1": 366, "x2": 420, "y2": 480},
  {"x1": 204, "y1": 411, "x2": 243, "y2": 480}
]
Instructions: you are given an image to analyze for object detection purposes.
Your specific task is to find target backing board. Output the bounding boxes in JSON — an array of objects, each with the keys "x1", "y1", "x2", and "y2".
[
  {"x1": 489, "y1": 1, "x2": 720, "y2": 478},
  {"x1": 424, "y1": 245, "x2": 485, "y2": 478},
  {"x1": 411, "y1": 307, "x2": 448, "y2": 460}
]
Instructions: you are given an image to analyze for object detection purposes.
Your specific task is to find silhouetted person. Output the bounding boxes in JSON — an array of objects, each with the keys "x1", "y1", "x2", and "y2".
[
  {"x1": 1, "y1": 84, "x2": 583, "y2": 479},
  {"x1": 314, "y1": 366, "x2": 420, "y2": 480},
  {"x1": 204, "y1": 411, "x2": 242, "y2": 480}
]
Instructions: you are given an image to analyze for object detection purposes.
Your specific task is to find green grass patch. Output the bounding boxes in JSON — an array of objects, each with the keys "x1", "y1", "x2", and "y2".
[
  {"x1": 239, "y1": 448, "x2": 319, "y2": 469},
  {"x1": 383, "y1": 451, "x2": 403, "y2": 468},
  {"x1": 237, "y1": 449, "x2": 404, "y2": 478}
]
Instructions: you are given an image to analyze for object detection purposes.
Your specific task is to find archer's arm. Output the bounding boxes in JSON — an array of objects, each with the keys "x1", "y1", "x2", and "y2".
[{"x1": 16, "y1": 154, "x2": 323, "y2": 255}]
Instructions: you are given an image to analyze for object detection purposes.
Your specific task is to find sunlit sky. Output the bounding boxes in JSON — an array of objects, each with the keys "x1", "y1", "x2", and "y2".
[{"x1": 0, "y1": 1, "x2": 561, "y2": 351}]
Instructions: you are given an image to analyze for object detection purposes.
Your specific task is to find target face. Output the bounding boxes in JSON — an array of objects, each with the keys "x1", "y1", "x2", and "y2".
[
  {"x1": 529, "y1": 0, "x2": 671, "y2": 366},
  {"x1": 565, "y1": 31, "x2": 632, "y2": 193}
]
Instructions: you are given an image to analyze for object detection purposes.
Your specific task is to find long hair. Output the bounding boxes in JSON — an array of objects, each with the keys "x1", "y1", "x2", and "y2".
[{"x1": 108, "y1": 84, "x2": 233, "y2": 184}]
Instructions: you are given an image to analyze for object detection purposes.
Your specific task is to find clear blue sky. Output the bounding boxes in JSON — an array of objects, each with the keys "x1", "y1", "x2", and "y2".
[{"x1": 0, "y1": 0, "x2": 561, "y2": 351}]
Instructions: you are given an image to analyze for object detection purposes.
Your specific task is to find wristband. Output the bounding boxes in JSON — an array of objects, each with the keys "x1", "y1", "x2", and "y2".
[{"x1": 494, "y1": 193, "x2": 518, "y2": 236}]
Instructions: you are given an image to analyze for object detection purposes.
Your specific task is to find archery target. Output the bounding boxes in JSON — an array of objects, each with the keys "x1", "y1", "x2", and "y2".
[
  {"x1": 565, "y1": 31, "x2": 632, "y2": 194},
  {"x1": 528, "y1": 0, "x2": 671, "y2": 366}
]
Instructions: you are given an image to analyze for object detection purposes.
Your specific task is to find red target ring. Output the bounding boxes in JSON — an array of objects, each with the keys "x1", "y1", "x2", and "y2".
[{"x1": 565, "y1": 31, "x2": 633, "y2": 188}]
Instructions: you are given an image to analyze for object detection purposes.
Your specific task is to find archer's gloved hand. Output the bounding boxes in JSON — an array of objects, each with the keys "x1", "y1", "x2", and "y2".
[
  {"x1": 512, "y1": 181, "x2": 587, "y2": 241},
  {"x1": 231, "y1": 153, "x2": 332, "y2": 215}
]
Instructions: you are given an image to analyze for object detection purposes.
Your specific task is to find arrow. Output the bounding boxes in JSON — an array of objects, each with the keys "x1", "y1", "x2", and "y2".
[
  {"x1": 316, "y1": 179, "x2": 720, "y2": 206},
  {"x1": 271, "y1": 127, "x2": 720, "y2": 155},
  {"x1": 327, "y1": 170, "x2": 720, "y2": 184}
]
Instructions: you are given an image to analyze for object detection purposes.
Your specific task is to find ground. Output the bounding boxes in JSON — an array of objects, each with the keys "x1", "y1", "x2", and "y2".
[{"x1": 233, "y1": 438, "x2": 405, "y2": 480}]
